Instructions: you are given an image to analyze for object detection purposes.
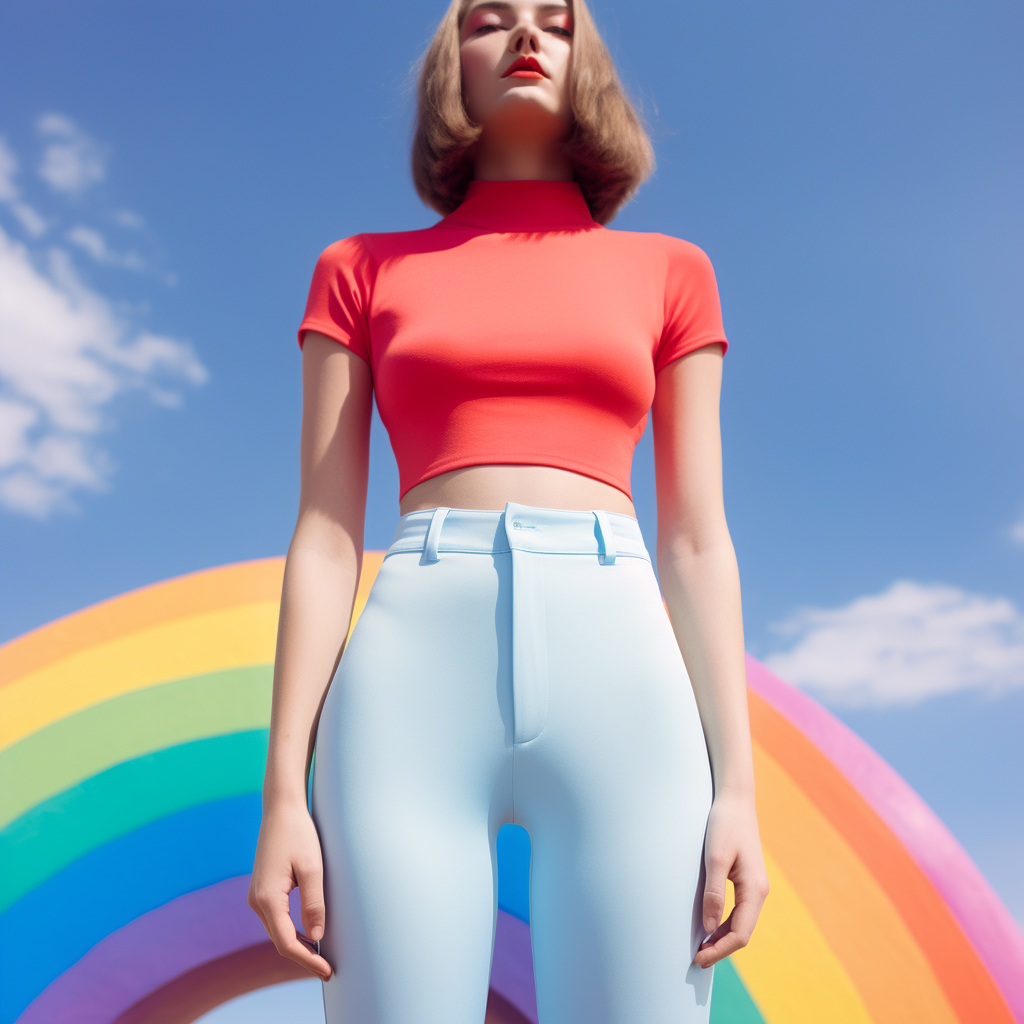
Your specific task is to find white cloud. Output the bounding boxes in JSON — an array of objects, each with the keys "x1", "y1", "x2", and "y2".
[
  {"x1": 0, "y1": 225, "x2": 207, "y2": 517},
  {"x1": 764, "y1": 580, "x2": 1024, "y2": 707},
  {"x1": 67, "y1": 225, "x2": 144, "y2": 270},
  {"x1": 0, "y1": 123, "x2": 200, "y2": 517},
  {"x1": 37, "y1": 113, "x2": 106, "y2": 194}
]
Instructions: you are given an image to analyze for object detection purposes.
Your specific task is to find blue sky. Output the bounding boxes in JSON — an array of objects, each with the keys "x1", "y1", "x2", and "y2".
[{"x1": 1, "y1": 0, "x2": 1021, "y2": 1013}]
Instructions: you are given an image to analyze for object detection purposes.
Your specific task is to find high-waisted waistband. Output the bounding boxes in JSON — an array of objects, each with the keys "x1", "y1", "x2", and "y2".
[{"x1": 386, "y1": 501, "x2": 651, "y2": 564}]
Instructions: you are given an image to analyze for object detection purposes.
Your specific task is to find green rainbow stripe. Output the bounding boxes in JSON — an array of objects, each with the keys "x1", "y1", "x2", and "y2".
[
  {"x1": 1, "y1": 730, "x2": 268, "y2": 912},
  {"x1": 0, "y1": 666, "x2": 272, "y2": 830},
  {"x1": 711, "y1": 962, "x2": 765, "y2": 1024}
]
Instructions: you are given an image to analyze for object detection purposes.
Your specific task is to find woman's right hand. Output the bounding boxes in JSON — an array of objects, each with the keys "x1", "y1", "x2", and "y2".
[
  {"x1": 247, "y1": 334, "x2": 370, "y2": 982},
  {"x1": 248, "y1": 797, "x2": 334, "y2": 981}
]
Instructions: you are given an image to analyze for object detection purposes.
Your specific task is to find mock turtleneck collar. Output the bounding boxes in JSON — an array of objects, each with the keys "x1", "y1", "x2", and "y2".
[{"x1": 440, "y1": 179, "x2": 598, "y2": 233}]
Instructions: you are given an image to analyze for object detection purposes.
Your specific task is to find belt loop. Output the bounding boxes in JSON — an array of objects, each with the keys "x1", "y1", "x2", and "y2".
[
  {"x1": 594, "y1": 510, "x2": 617, "y2": 565},
  {"x1": 421, "y1": 507, "x2": 450, "y2": 564}
]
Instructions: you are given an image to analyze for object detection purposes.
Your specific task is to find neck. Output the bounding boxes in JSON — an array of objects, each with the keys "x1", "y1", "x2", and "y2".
[
  {"x1": 441, "y1": 179, "x2": 596, "y2": 233},
  {"x1": 474, "y1": 133, "x2": 572, "y2": 182}
]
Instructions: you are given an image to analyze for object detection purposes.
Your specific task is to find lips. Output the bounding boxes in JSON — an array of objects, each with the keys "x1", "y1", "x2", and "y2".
[{"x1": 502, "y1": 56, "x2": 546, "y2": 79}]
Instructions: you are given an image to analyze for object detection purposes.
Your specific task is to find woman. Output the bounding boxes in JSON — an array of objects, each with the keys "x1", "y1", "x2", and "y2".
[{"x1": 248, "y1": 0, "x2": 769, "y2": 1020}]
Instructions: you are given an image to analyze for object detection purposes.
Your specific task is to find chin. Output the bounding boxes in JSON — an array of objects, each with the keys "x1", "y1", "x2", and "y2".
[{"x1": 491, "y1": 93, "x2": 564, "y2": 125}]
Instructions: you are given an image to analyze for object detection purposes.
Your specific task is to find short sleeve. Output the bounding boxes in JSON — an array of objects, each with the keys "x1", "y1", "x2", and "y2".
[
  {"x1": 296, "y1": 236, "x2": 372, "y2": 365},
  {"x1": 654, "y1": 239, "x2": 729, "y2": 373}
]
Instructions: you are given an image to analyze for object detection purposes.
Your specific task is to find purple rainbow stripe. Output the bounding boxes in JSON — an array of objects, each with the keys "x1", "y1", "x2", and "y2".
[
  {"x1": 745, "y1": 654, "x2": 1024, "y2": 1022},
  {"x1": 20, "y1": 873, "x2": 538, "y2": 1024},
  {"x1": 491, "y1": 909, "x2": 539, "y2": 1022},
  {"x1": 19, "y1": 876, "x2": 272, "y2": 1023}
]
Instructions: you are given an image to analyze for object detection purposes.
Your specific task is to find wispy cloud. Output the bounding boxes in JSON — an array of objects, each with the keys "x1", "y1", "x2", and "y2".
[
  {"x1": 0, "y1": 140, "x2": 17, "y2": 201},
  {"x1": 37, "y1": 113, "x2": 107, "y2": 195},
  {"x1": 0, "y1": 137, "x2": 48, "y2": 238},
  {"x1": 1011, "y1": 515, "x2": 1024, "y2": 547},
  {"x1": 66, "y1": 225, "x2": 144, "y2": 270},
  {"x1": 0, "y1": 120, "x2": 206, "y2": 518},
  {"x1": 113, "y1": 208, "x2": 144, "y2": 229},
  {"x1": 764, "y1": 580, "x2": 1024, "y2": 707}
]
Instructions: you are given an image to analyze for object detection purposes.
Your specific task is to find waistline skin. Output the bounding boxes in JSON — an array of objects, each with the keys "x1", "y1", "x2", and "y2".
[{"x1": 398, "y1": 464, "x2": 639, "y2": 519}]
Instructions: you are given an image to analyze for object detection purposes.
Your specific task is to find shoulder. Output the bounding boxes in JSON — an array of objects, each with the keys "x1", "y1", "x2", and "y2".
[
  {"x1": 597, "y1": 227, "x2": 717, "y2": 274},
  {"x1": 646, "y1": 232, "x2": 716, "y2": 275},
  {"x1": 313, "y1": 233, "x2": 373, "y2": 273},
  {"x1": 650, "y1": 235, "x2": 721, "y2": 301},
  {"x1": 306, "y1": 236, "x2": 370, "y2": 293},
  {"x1": 315, "y1": 224, "x2": 443, "y2": 268}
]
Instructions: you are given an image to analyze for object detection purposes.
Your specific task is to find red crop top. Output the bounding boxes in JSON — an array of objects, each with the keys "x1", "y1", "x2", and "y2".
[{"x1": 297, "y1": 179, "x2": 728, "y2": 501}]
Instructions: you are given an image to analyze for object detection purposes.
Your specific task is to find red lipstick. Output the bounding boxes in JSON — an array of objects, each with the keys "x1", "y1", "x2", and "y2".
[{"x1": 502, "y1": 56, "x2": 546, "y2": 79}]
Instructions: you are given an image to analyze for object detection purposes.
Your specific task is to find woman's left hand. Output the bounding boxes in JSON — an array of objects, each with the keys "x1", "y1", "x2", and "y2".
[{"x1": 693, "y1": 789, "x2": 770, "y2": 969}]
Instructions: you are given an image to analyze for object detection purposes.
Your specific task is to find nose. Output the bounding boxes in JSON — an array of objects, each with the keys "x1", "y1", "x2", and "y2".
[{"x1": 509, "y1": 19, "x2": 541, "y2": 55}]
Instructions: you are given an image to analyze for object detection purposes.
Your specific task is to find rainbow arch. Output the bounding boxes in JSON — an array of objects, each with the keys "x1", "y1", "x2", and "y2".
[{"x1": 0, "y1": 558, "x2": 1021, "y2": 1023}]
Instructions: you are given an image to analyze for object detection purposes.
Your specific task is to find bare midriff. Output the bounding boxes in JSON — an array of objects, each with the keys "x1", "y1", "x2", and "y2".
[{"x1": 399, "y1": 464, "x2": 637, "y2": 518}]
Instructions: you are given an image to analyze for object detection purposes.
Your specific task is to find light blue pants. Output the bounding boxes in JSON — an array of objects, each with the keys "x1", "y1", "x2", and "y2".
[{"x1": 311, "y1": 502, "x2": 715, "y2": 1023}]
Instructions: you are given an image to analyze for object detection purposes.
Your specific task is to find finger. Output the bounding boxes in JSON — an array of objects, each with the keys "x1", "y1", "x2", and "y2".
[
  {"x1": 259, "y1": 887, "x2": 333, "y2": 980},
  {"x1": 295, "y1": 860, "x2": 327, "y2": 944},
  {"x1": 699, "y1": 918, "x2": 731, "y2": 949},
  {"x1": 693, "y1": 885, "x2": 765, "y2": 968},
  {"x1": 701, "y1": 851, "x2": 730, "y2": 936},
  {"x1": 693, "y1": 908, "x2": 739, "y2": 968},
  {"x1": 727, "y1": 878, "x2": 767, "y2": 948}
]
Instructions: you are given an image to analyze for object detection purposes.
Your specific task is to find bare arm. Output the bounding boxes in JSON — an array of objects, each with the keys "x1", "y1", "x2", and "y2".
[
  {"x1": 651, "y1": 343, "x2": 769, "y2": 969},
  {"x1": 248, "y1": 330, "x2": 373, "y2": 980}
]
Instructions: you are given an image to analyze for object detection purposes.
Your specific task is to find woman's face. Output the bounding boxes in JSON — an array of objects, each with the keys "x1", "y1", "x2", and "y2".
[{"x1": 459, "y1": 0, "x2": 574, "y2": 142}]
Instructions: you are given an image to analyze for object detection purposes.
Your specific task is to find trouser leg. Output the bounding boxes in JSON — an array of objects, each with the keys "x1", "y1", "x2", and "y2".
[
  {"x1": 312, "y1": 551, "x2": 514, "y2": 1024},
  {"x1": 516, "y1": 553, "x2": 715, "y2": 1024}
]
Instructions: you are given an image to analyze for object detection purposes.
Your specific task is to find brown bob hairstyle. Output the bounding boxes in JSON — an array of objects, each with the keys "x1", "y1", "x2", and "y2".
[{"x1": 411, "y1": 0, "x2": 655, "y2": 225}]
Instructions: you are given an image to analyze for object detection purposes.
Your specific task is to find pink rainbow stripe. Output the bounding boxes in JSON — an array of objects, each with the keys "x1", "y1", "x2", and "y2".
[{"x1": 745, "y1": 655, "x2": 1024, "y2": 1022}]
